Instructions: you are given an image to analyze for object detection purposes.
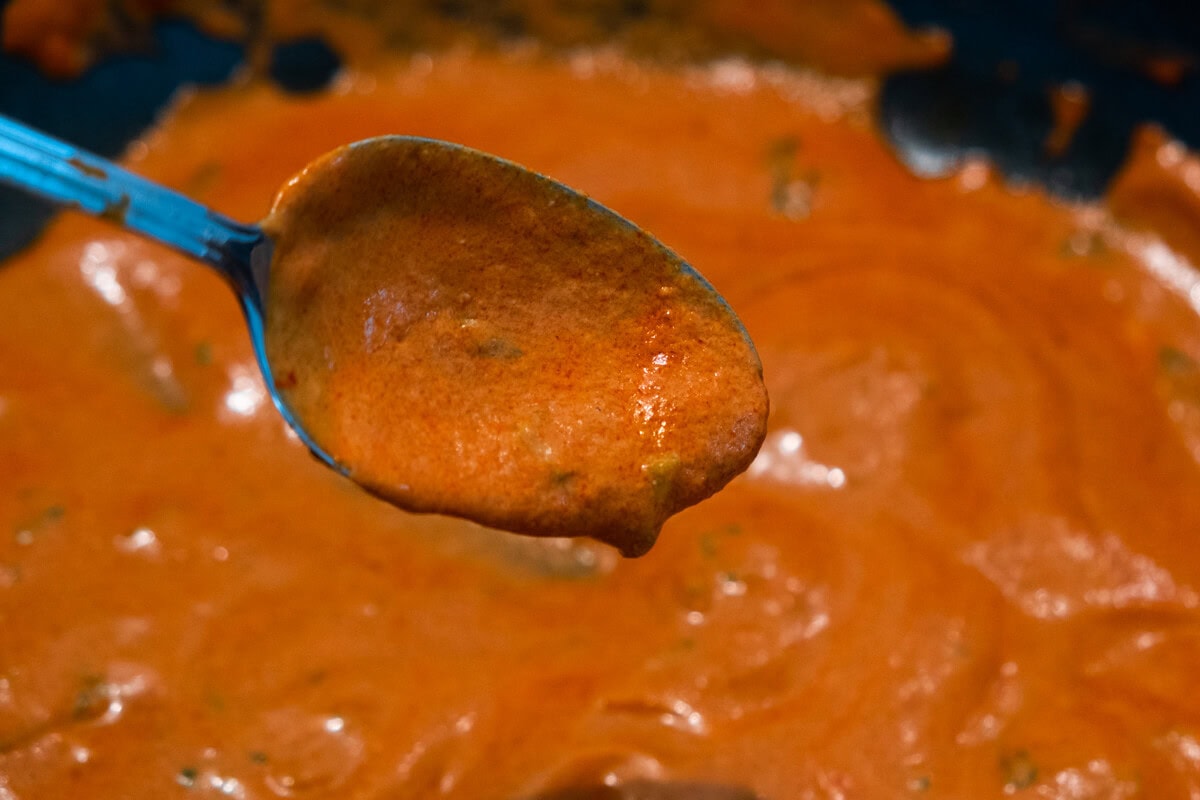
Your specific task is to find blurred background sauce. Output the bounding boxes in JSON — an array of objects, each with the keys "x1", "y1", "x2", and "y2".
[{"x1": 3, "y1": 2, "x2": 1200, "y2": 799}]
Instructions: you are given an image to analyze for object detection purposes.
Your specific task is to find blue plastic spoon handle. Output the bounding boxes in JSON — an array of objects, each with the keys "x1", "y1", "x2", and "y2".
[
  {"x1": 0, "y1": 113, "x2": 264, "y2": 289},
  {"x1": 0, "y1": 114, "x2": 341, "y2": 469}
]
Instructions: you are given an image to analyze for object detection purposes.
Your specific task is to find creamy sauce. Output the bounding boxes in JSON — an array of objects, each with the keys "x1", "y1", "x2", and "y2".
[
  {"x1": 4, "y1": 27, "x2": 1200, "y2": 800},
  {"x1": 261, "y1": 137, "x2": 768, "y2": 557}
]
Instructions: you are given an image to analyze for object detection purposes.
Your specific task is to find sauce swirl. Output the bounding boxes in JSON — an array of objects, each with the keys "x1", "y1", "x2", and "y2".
[{"x1": 3, "y1": 23, "x2": 1200, "y2": 800}]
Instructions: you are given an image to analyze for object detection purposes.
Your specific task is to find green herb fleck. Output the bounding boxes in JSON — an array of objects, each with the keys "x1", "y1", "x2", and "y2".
[
  {"x1": 1160, "y1": 346, "x2": 1197, "y2": 376},
  {"x1": 471, "y1": 337, "x2": 523, "y2": 360},
  {"x1": 644, "y1": 453, "x2": 682, "y2": 506},
  {"x1": 766, "y1": 136, "x2": 818, "y2": 219},
  {"x1": 248, "y1": 750, "x2": 268, "y2": 765},
  {"x1": 767, "y1": 136, "x2": 799, "y2": 164},
  {"x1": 177, "y1": 766, "x2": 198, "y2": 788},
  {"x1": 72, "y1": 674, "x2": 110, "y2": 720},
  {"x1": 1000, "y1": 749, "x2": 1038, "y2": 791},
  {"x1": 194, "y1": 341, "x2": 214, "y2": 366},
  {"x1": 205, "y1": 690, "x2": 226, "y2": 712},
  {"x1": 13, "y1": 504, "x2": 66, "y2": 545},
  {"x1": 908, "y1": 775, "x2": 931, "y2": 792},
  {"x1": 698, "y1": 523, "x2": 743, "y2": 557},
  {"x1": 548, "y1": 469, "x2": 578, "y2": 488}
]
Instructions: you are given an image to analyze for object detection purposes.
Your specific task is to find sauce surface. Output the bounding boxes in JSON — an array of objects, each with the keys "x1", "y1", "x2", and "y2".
[
  {"x1": 262, "y1": 137, "x2": 768, "y2": 557},
  {"x1": 3, "y1": 25, "x2": 1200, "y2": 800}
]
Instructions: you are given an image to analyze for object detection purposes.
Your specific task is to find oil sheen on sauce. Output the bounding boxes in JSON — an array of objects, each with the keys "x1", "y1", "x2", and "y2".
[
  {"x1": 4, "y1": 46, "x2": 1200, "y2": 800},
  {"x1": 261, "y1": 137, "x2": 768, "y2": 557}
]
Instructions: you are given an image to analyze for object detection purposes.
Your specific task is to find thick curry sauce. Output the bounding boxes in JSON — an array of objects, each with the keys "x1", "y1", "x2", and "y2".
[{"x1": 3, "y1": 25, "x2": 1200, "y2": 800}]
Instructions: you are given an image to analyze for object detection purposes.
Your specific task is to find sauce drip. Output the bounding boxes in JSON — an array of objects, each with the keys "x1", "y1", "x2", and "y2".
[{"x1": 261, "y1": 137, "x2": 768, "y2": 556}]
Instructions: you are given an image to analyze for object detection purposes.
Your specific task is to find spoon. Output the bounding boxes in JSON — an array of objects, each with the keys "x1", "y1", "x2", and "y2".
[{"x1": 0, "y1": 114, "x2": 768, "y2": 556}]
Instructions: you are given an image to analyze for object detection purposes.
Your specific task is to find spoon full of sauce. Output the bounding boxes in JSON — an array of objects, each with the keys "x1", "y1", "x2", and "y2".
[{"x1": 0, "y1": 115, "x2": 768, "y2": 556}]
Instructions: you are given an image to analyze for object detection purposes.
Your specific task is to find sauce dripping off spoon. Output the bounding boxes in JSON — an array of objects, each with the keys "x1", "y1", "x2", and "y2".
[{"x1": 0, "y1": 118, "x2": 768, "y2": 556}]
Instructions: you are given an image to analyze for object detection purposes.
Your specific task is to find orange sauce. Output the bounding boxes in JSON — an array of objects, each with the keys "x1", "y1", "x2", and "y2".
[
  {"x1": 262, "y1": 137, "x2": 767, "y2": 557},
  {"x1": 3, "y1": 21, "x2": 1200, "y2": 800}
]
